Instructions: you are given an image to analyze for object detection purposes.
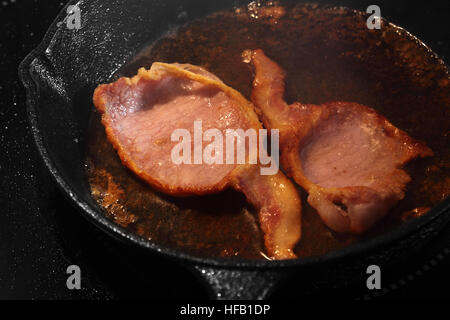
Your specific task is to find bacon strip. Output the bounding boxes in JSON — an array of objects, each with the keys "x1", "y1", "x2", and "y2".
[
  {"x1": 248, "y1": 49, "x2": 432, "y2": 233},
  {"x1": 93, "y1": 62, "x2": 301, "y2": 259}
]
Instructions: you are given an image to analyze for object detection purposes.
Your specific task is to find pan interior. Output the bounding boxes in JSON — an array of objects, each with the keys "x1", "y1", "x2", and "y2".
[{"x1": 85, "y1": 2, "x2": 450, "y2": 260}]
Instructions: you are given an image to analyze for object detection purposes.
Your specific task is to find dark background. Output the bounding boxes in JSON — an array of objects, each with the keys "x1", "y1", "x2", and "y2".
[{"x1": 0, "y1": 0, "x2": 449, "y2": 300}]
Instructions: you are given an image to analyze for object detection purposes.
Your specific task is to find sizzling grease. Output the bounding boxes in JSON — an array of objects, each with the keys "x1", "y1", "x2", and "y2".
[{"x1": 86, "y1": 2, "x2": 450, "y2": 260}]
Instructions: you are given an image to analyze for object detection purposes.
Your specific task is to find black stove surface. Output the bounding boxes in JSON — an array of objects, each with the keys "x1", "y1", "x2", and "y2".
[{"x1": 1, "y1": 0, "x2": 449, "y2": 300}]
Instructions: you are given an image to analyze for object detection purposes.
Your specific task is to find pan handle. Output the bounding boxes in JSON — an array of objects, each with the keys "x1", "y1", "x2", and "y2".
[{"x1": 190, "y1": 265, "x2": 290, "y2": 300}]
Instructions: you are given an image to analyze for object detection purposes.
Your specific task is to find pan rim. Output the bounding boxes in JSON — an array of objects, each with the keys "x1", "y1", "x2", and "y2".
[{"x1": 18, "y1": 0, "x2": 450, "y2": 270}]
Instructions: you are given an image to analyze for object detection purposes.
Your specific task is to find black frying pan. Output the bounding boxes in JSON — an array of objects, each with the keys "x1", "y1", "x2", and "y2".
[{"x1": 19, "y1": 0, "x2": 450, "y2": 299}]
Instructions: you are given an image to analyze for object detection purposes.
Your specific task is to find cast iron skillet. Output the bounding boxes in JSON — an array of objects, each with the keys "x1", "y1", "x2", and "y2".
[{"x1": 19, "y1": 0, "x2": 450, "y2": 299}]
